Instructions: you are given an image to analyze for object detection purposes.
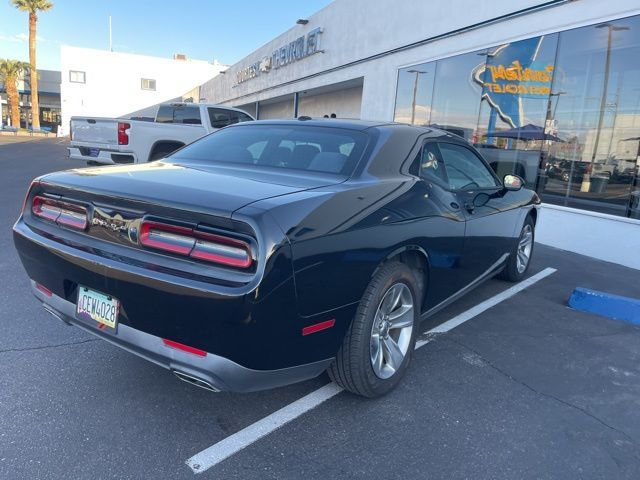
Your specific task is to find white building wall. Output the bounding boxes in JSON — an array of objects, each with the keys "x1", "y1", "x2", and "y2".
[
  {"x1": 259, "y1": 100, "x2": 295, "y2": 120},
  {"x1": 298, "y1": 86, "x2": 363, "y2": 118},
  {"x1": 60, "y1": 46, "x2": 226, "y2": 134},
  {"x1": 200, "y1": 0, "x2": 640, "y2": 121},
  {"x1": 537, "y1": 205, "x2": 640, "y2": 270}
]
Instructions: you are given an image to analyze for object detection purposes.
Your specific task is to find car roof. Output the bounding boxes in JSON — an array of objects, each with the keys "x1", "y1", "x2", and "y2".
[{"x1": 234, "y1": 117, "x2": 460, "y2": 138}]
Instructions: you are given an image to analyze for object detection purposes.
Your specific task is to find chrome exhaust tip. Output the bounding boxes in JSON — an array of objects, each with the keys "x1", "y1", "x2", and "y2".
[
  {"x1": 172, "y1": 370, "x2": 219, "y2": 392},
  {"x1": 42, "y1": 304, "x2": 72, "y2": 326}
]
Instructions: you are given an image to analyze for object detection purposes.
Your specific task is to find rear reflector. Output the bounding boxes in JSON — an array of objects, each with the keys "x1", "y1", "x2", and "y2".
[
  {"x1": 32, "y1": 196, "x2": 88, "y2": 231},
  {"x1": 162, "y1": 338, "x2": 207, "y2": 357},
  {"x1": 139, "y1": 220, "x2": 253, "y2": 268},
  {"x1": 35, "y1": 282, "x2": 53, "y2": 297},
  {"x1": 302, "y1": 319, "x2": 336, "y2": 336}
]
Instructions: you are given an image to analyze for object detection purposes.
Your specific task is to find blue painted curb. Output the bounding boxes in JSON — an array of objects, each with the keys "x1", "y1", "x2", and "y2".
[{"x1": 568, "y1": 287, "x2": 640, "y2": 325}]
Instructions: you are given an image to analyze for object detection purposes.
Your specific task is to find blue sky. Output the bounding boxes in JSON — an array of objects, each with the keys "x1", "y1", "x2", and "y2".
[{"x1": 0, "y1": 0, "x2": 333, "y2": 71}]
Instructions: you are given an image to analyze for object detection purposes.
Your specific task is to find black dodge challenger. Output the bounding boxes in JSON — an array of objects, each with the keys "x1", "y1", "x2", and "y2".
[{"x1": 13, "y1": 119, "x2": 538, "y2": 397}]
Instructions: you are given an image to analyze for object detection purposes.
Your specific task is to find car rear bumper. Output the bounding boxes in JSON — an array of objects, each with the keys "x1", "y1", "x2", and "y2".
[
  {"x1": 68, "y1": 146, "x2": 137, "y2": 165},
  {"x1": 31, "y1": 280, "x2": 332, "y2": 393}
]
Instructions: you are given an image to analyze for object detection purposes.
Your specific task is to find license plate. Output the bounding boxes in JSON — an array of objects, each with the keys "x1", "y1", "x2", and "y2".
[
  {"x1": 88, "y1": 148, "x2": 100, "y2": 157},
  {"x1": 76, "y1": 286, "x2": 119, "y2": 329}
]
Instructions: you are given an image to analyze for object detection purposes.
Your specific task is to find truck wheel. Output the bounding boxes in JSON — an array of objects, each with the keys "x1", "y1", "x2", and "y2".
[
  {"x1": 328, "y1": 261, "x2": 419, "y2": 397},
  {"x1": 499, "y1": 216, "x2": 535, "y2": 282}
]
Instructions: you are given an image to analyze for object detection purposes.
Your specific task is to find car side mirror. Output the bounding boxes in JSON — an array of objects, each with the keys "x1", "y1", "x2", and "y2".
[{"x1": 503, "y1": 174, "x2": 523, "y2": 191}]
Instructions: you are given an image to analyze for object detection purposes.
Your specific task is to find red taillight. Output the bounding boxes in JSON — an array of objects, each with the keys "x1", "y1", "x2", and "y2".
[
  {"x1": 139, "y1": 221, "x2": 195, "y2": 255},
  {"x1": 190, "y1": 231, "x2": 253, "y2": 268},
  {"x1": 162, "y1": 338, "x2": 207, "y2": 357},
  {"x1": 139, "y1": 220, "x2": 253, "y2": 268},
  {"x1": 117, "y1": 122, "x2": 130, "y2": 145},
  {"x1": 31, "y1": 196, "x2": 88, "y2": 230}
]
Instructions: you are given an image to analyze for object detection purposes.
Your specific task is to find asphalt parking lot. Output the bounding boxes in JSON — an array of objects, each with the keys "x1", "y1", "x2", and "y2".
[{"x1": 1, "y1": 137, "x2": 640, "y2": 479}]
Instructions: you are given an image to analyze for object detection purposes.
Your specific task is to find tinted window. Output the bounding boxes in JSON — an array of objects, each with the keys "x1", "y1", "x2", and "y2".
[
  {"x1": 173, "y1": 106, "x2": 201, "y2": 125},
  {"x1": 419, "y1": 143, "x2": 448, "y2": 187},
  {"x1": 208, "y1": 108, "x2": 253, "y2": 129},
  {"x1": 170, "y1": 125, "x2": 367, "y2": 175},
  {"x1": 156, "y1": 105, "x2": 201, "y2": 124},
  {"x1": 155, "y1": 105, "x2": 173, "y2": 123},
  {"x1": 235, "y1": 112, "x2": 254, "y2": 123},
  {"x1": 438, "y1": 143, "x2": 498, "y2": 190}
]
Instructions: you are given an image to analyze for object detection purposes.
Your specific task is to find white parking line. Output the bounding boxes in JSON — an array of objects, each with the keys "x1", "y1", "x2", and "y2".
[{"x1": 186, "y1": 267, "x2": 557, "y2": 474}]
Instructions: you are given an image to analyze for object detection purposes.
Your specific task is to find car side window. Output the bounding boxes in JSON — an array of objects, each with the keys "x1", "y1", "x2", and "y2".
[
  {"x1": 173, "y1": 106, "x2": 201, "y2": 125},
  {"x1": 155, "y1": 105, "x2": 173, "y2": 123},
  {"x1": 438, "y1": 143, "x2": 499, "y2": 190},
  {"x1": 208, "y1": 109, "x2": 253, "y2": 128},
  {"x1": 234, "y1": 112, "x2": 254, "y2": 123},
  {"x1": 156, "y1": 105, "x2": 201, "y2": 124},
  {"x1": 419, "y1": 142, "x2": 449, "y2": 188}
]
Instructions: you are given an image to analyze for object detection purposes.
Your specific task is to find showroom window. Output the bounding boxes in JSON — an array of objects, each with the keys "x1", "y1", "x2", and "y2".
[
  {"x1": 429, "y1": 51, "x2": 485, "y2": 141},
  {"x1": 539, "y1": 16, "x2": 640, "y2": 217},
  {"x1": 475, "y1": 34, "x2": 559, "y2": 189},
  {"x1": 69, "y1": 70, "x2": 85, "y2": 83},
  {"x1": 141, "y1": 78, "x2": 156, "y2": 91},
  {"x1": 393, "y1": 14, "x2": 640, "y2": 218},
  {"x1": 393, "y1": 62, "x2": 435, "y2": 125}
]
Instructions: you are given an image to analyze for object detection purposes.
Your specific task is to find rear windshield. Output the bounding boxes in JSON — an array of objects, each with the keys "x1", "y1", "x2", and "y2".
[{"x1": 169, "y1": 125, "x2": 368, "y2": 175}]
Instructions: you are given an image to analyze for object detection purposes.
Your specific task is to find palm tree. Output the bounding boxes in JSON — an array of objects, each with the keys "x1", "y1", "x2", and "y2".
[
  {"x1": 11, "y1": 0, "x2": 53, "y2": 130},
  {"x1": 0, "y1": 59, "x2": 30, "y2": 128}
]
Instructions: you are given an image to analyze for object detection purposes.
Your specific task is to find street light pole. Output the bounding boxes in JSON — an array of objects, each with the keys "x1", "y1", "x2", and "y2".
[
  {"x1": 407, "y1": 69, "x2": 426, "y2": 125},
  {"x1": 582, "y1": 23, "x2": 629, "y2": 192}
]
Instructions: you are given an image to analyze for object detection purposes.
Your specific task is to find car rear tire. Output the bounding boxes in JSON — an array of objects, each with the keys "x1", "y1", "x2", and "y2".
[
  {"x1": 328, "y1": 261, "x2": 420, "y2": 398},
  {"x1": 499, "y1": 215, "x2": 535, "y2": 282}
]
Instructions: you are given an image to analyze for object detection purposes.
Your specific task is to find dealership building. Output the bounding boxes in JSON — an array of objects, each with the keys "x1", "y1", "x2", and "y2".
[{"x1": 199, "y1": 0, "x2": 640, "y2": 268}]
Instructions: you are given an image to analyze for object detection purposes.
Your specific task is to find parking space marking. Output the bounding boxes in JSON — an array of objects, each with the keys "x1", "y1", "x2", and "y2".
[
  {"x1": 185, "y1": 267, "x2": 557, "y2": 474},
  {"x1": 426, "y1": 267, "x2": 558, "y2": 335}
]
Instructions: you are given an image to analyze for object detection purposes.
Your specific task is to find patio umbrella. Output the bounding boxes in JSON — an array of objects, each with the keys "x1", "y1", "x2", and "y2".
[{"x1": 487, "y1": 123, "x2": 564, "y2": 142}]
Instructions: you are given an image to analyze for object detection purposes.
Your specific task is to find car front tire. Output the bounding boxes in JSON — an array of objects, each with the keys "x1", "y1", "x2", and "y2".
[
  {"x1": 499, "y1": 215, "x2": 535, "y2": 282},
  {"x1": 328, "y1": 261, "x2": 420, "y2": 398}
]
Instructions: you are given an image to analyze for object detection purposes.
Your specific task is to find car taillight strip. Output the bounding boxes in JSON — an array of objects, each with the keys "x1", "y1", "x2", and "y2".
[
  {"x1": 32, "y1": 196, "x2": 88, "y2": 231},
  {"x1": 141, "y1": 229, "x2": 196, "y2": 255},
  {"x1": 191, "y1": 239, "x2": 252, "y2": 268},
  {"x1": 139, "y1": 221, "x2": 253, "y2": 268}
]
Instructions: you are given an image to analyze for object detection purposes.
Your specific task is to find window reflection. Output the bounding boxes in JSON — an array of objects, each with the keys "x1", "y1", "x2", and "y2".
[
  {"x1": 475, "y1": 34, "x2": 558, "y2": 189},
  {"x1": 393, "y1": 63, "x2": 434, "y2": 125},
  {"x1": 429, "y1": 52, "x2": 484, "y2": 141},
  {"x1": 392, "y1": 14, "x2": 640, "y2": 218},
  {"x1": 540, "y1": 16, "x2": 640, "y2": 216}
]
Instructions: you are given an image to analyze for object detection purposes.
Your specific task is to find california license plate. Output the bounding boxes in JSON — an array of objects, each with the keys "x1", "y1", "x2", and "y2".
[
  {"x1": 88, "y1": 148, "x2": 100, "y2": 157},
  {"x1": 76, "y1": 286, "x2": 119, "y2": 329}
]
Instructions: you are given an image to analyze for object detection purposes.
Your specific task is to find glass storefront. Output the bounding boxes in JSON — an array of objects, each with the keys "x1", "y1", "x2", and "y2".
[{"x1": 394, "y1": 14, "x2": 640, "y2": 219}]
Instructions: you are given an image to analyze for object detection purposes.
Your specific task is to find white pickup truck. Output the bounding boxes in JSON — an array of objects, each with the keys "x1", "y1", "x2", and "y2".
[{"x1": 68, "y1": 103, "x2": 254, "y2": 165}]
